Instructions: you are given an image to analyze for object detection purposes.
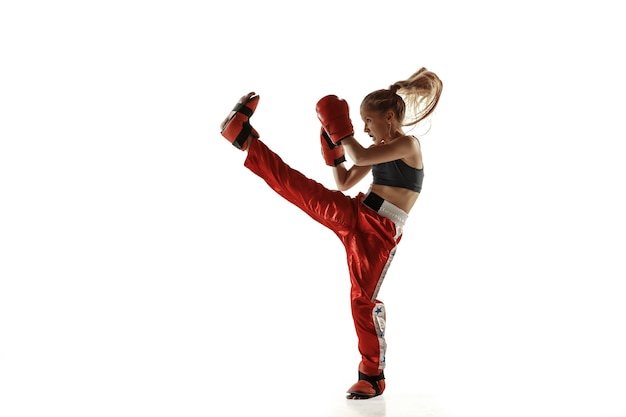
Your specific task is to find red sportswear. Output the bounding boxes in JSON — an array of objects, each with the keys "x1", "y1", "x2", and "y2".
[{"x1": 244, "y1": 138, "x2": 409, "y2": 376}]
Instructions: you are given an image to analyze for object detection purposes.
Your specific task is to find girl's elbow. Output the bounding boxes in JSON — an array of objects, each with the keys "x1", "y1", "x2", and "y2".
[{"x1": 336, "y1": 182, "x2": 352, "y2": 192}]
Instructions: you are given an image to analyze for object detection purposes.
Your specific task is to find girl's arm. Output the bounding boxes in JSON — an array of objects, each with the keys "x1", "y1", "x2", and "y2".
[
  {"x1": 341, "y1": 136, "x2": 417, "y2": 166},
  {"x1": 332, "y1": 163, "x2": 371, "y2": 191}
]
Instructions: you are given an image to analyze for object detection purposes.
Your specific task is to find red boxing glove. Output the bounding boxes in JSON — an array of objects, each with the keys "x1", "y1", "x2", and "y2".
[
  {"x1": 316, "y1": 95, "x2": 354, "y2": 144},
  {"x1": 320, "y1": 128, "x2": 346, "y2": 167}
]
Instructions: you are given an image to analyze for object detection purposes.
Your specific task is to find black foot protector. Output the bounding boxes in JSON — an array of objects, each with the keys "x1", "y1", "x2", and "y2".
[
  {"x1": 220, "y1": 93, "x2": 260, "y2": 151},
  {"x1": 346, "y1": 371, "x2": 385, "y2": 400}
]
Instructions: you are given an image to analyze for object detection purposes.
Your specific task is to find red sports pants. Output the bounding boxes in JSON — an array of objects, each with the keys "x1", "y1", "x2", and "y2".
[{"x1": 244, "y1": 139, "x2": 405, "y2": 376}]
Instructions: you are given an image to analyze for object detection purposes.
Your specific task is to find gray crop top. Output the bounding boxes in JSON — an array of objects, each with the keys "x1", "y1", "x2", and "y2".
[{"x1": 372, "y1": 159, "x2": 424, "y2": 192}]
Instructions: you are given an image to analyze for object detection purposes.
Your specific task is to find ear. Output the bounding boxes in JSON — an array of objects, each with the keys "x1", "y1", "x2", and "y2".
[{"x1": 386, "y1": 110, "x2": 396, "y2": 123}]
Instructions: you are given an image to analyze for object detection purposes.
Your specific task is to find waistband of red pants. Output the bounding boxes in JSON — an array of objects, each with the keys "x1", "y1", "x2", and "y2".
[{"x1": 362, "y1": 192, "x2": 408, "y2": 229}]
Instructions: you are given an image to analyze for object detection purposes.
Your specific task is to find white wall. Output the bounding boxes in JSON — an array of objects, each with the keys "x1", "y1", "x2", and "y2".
[{"x1": 2, "y1": 1, "x2": 625, "y2": 416}]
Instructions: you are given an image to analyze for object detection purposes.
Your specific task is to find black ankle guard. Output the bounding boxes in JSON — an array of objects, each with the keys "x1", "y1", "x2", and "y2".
[
  {"x1": 358, "y1": 371, "x2": 385, "y2": 394},
  {"x1": 230, "y1": 102, "x2": 256, "y2": 150},
  {"x1": 233, "y1": 121, "x2": 253, "y2": 150}
]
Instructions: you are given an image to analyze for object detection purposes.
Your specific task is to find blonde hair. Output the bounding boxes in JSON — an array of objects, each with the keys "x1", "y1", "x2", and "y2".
[{"x1": 361, "y1": 67, "x2": 443, "y2": 128}]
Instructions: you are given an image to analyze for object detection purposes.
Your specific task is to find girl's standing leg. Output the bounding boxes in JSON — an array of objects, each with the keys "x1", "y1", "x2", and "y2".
[{"x1": 344, "y1": 200, "x2": 405, "y2": 398}]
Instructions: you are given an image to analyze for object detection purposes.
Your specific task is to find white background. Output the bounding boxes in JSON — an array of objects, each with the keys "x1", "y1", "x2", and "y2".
[{"x1": 1, "y1": 1, "x2": 625, "y2": 416}]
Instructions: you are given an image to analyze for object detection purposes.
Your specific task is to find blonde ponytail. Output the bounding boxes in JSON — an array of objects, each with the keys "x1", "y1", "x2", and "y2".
[{"x1": 392, "y1": 68, "x2": 443, "y2": 127}]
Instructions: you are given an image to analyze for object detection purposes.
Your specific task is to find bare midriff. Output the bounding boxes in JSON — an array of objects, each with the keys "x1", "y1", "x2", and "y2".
[{"x1": 369, "y1": 184, "x2": 419, "y2": 214}]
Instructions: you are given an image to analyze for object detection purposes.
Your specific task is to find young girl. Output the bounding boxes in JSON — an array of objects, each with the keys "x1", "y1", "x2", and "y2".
[{"x1": 220, "y1": 68, "x2": 442, "y2": 399}]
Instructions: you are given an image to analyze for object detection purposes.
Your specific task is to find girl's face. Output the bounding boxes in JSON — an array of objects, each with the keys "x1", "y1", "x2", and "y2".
[{"x1": 360, "y1": 106, "x2": 392, "y2": 145}]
